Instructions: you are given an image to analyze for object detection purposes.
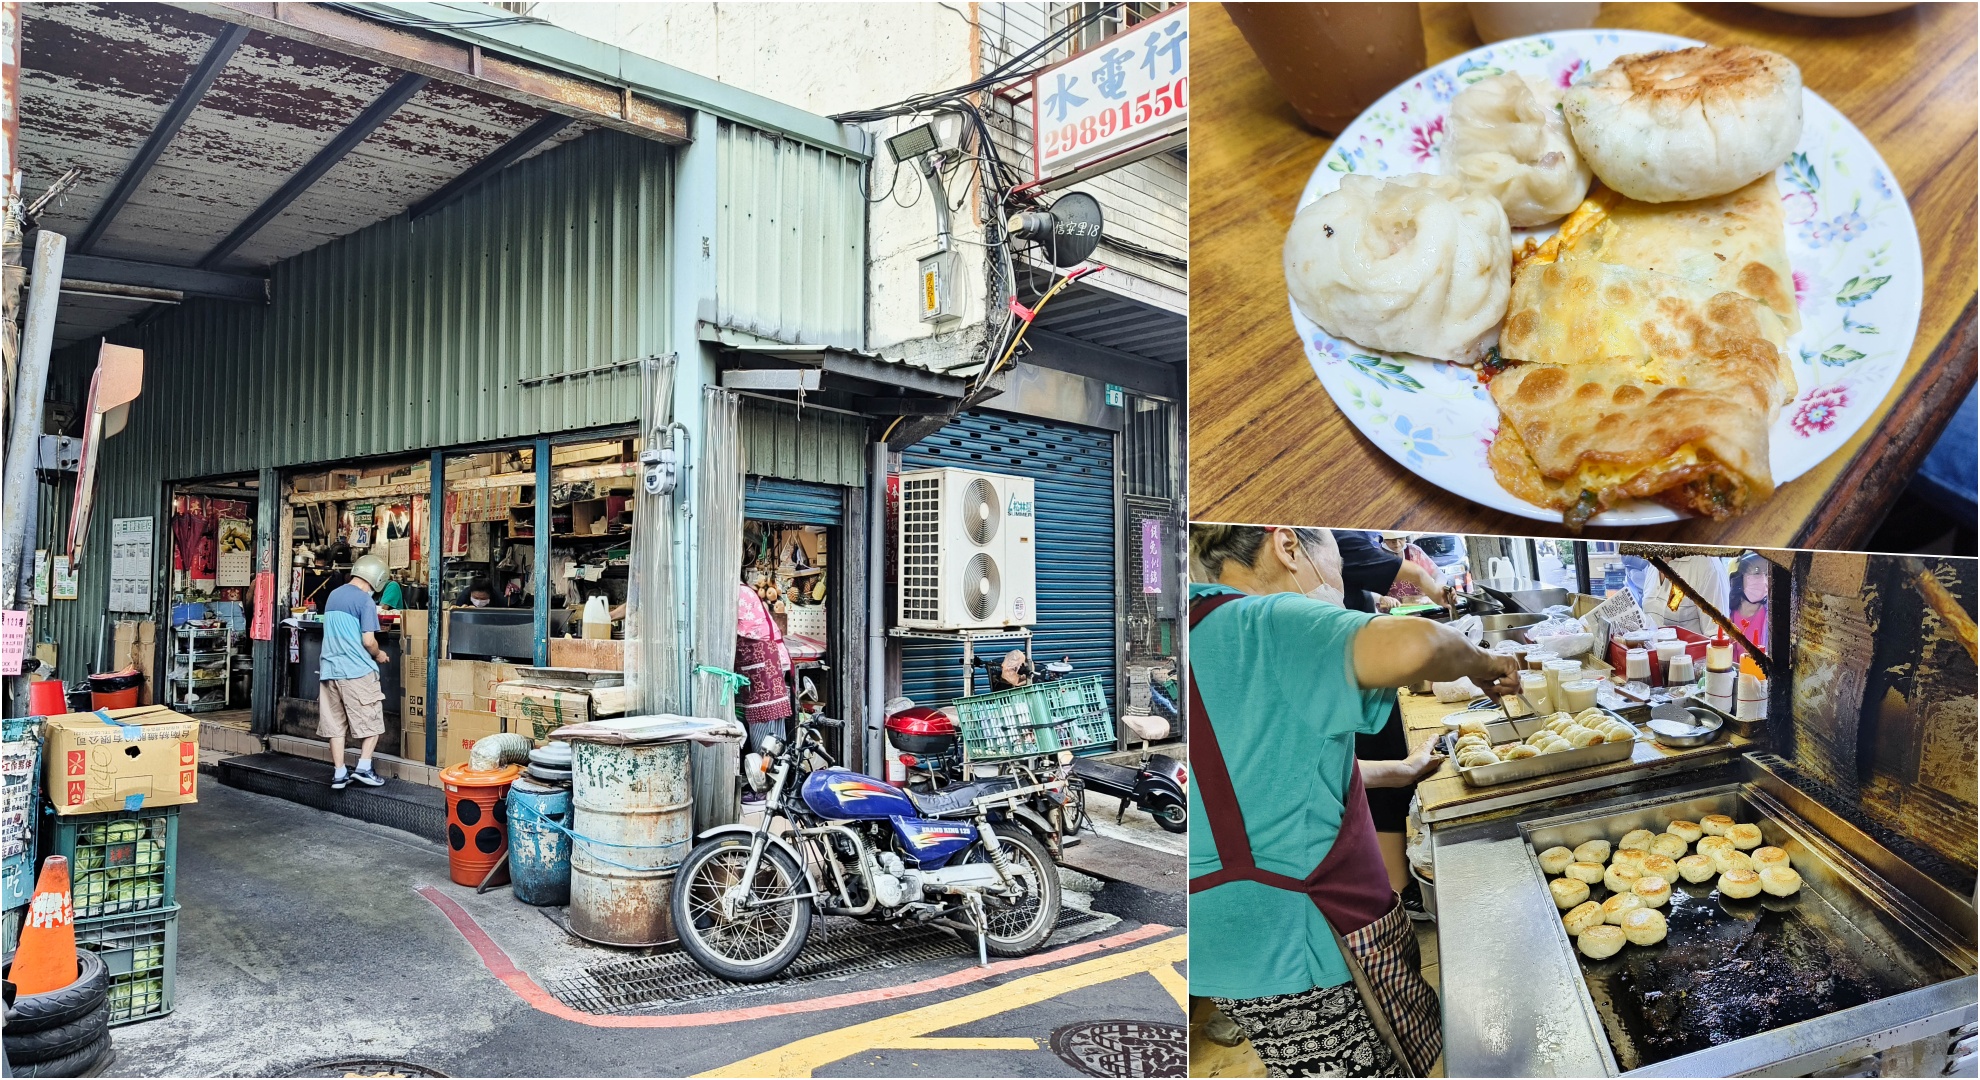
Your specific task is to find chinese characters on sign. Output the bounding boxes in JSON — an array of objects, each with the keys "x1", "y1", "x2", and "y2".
[
  {"x1": 1142, "y1": 518, "x2": 1163, "y2": 594},
  {"x1": 1031, "y1": 4, "x2": 1188, "y2": 188},
  {"x1": 0, "y1": 611, "x2": 26, "y2": 675},
  {"x1": 109, "y1": 516, "x2": 154, "y2": 613}
]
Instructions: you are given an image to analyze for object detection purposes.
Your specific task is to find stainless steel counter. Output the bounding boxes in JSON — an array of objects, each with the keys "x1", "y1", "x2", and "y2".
[{"x1": 1430, "y1": 757, "x2": 1977, "y2": 1077}]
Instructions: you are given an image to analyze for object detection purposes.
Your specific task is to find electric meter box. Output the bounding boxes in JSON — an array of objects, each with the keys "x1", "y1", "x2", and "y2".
[{"x1": 917, "y1": 250, "x2": 962, "y2": 323}]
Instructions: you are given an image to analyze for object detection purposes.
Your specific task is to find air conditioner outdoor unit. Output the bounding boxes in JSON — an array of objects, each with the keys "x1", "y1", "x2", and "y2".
[{"x1": 896, "y1": 468, "x2": 1036, "y2": 630}]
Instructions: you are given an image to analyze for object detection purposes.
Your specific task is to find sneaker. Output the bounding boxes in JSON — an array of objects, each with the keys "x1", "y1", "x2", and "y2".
[
  {"x1": 351, "y1": 765, "x2": 385, "y2": 787},
  {"x1": 330, "y1": 768, "x2": 350, "y2": 790},
  {"x1": 1400, "y1": 880, "x2": 1434, "y2": 922}
]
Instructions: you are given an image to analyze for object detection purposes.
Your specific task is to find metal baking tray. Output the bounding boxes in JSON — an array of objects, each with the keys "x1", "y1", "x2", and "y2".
[
  {"x1": 1519, "y1": 785, "x2": 1973, "y2": 1074},
  {"x1": 1442, "y1": 709, "x2": 1640, "y2": 787}
]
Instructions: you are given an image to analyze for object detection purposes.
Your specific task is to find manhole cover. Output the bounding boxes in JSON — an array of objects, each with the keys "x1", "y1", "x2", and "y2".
[
  {"x1": 284, "y1": 1060, "x2": 448, "y2": 1078},
  {"x1": 1050, "y1": 1021, "x2": 1188, "y2": 1078},
  {"x1": 546, "y1": 908, "x2": 1106, "y2": 1015}
]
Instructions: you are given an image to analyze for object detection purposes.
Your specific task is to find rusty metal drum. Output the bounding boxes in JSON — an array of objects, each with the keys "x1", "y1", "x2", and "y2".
[{"x1": 568, "y1": 738, "x2": 694, "y2": 946}]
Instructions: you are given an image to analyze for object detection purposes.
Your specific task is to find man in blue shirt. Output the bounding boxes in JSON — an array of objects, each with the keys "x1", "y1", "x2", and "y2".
[{"x1": 321, "y1": 555, "x2": 392, "y2": 789}]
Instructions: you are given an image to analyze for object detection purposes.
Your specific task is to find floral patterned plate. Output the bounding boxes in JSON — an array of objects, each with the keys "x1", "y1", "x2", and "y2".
[{"x1": 1292, "y1": 30, "x2": 1923, "y2": 526}]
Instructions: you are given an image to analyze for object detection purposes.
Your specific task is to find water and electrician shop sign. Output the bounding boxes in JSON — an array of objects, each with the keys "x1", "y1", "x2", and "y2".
[{"x1": 1026, "y1": 3, "x2": 1188, "y2": 191}]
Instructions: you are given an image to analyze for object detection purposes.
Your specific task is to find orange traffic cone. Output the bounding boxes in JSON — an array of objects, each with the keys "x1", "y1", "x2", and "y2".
[{"x1": 11, "y1": 855, "x2": 79, "y2": 994}]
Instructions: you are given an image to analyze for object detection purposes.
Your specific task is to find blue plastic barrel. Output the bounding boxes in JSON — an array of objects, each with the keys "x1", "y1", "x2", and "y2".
[{"x1": 507, "y1": 777, "x2": 572, "y2": 906}]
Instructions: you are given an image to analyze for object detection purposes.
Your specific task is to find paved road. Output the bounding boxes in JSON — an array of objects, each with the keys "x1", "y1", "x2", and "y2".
[{"x1": 105, "y1": 783, "x2": 1184, "y2": 1077}]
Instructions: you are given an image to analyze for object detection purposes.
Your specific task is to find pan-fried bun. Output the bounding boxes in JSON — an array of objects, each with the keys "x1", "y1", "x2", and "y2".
[
  {"x1": 1573, "y1": 840, "x2": 1611, "y2": 865},
  {"x1": 1566, "y1": 861, "x2": 1606, "y2": 885},
  {"x1": 1720, "y1": 868, "x2": 1763, "y2": 899},
  {"x1": 1601, "y1": 891, "x2": 1644, "y2": 925},
  {"x1": 1638, "y1": 854, "x2": 1679, "y2": 883},
  {"x1": 1701, "y1": 814, "x2": 1735, "y2": 836},
  {"x1": 1650, "y1": 833, "x2": 1689, "y2": 860},
  {"x1": 1551, "y1": 877, "x2": 1592, "y2": 909},
  {"x1": 1578, "y1": 924, "x2": 1627, "y2": 958},
  {"x1": 1677, "y1": 854, "x2": 1716, "y2": 883},
  {"x1": 1751, "y1": 846, "x2": 1790, "y2": 870},
  {"x1": 1564, "y1": 900, "x2": 1607, "y2": 936},
  {"x1": 1603, "y1": 864, "x2": 1642, "y2": 895},
  {"x1": 1620, "y1": 906, "x2": 1669, "y2": 946},
  {"x1": 1540, "y1": 846, "x2": 1576, "y2": 875},
  {"x1": 1666, "y1": 820, "x2": 1704, "y2": 844},
  {"x1": 1562, "y1": 45, "x2": 1802, "y2": 202},
  {"x1": 1618, "y1": 829, "x2": 1657, "y2": 852},
  {"x1": 1759, "y1": 865, "x2": 1802, "y2": 897},
  {"x1": 1727, "y1": 823, "x2": 1764, "y2": 850}
]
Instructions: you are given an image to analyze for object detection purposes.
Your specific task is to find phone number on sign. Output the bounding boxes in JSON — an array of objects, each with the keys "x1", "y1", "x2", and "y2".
[{"x1": 1042, "y1": 76, "x2": 1188, "y2": 164}]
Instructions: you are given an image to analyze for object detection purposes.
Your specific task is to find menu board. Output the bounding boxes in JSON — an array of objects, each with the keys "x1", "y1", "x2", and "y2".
[{"x1": 109, "y1": 516, "x2": 154, "y2": 612}]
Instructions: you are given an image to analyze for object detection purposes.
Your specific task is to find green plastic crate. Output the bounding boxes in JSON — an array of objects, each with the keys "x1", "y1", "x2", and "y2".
[
  {"x1": 41, "y1": 806, "x2": 178, "y2": 919},
  {"x1": 955, "y1": 676, "x2": 1113, "y2": 761},
  {"x1": 955, "y1": 686, "x2": 1050, "y2": 761},
  {"x1": 75, "y1": 903, "x2": 176, "y2": 1025}
]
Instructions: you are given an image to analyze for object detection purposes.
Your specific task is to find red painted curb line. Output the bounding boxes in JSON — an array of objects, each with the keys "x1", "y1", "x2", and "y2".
[{"x1": 416, "y1": 884, "x2": 1177, "y2": 1028}]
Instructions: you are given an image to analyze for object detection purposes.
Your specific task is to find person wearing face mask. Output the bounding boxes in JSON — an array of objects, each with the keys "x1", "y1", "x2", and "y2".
[
  {"x1": 1188, "y1": 524, "x2": 1521, "y2": 1078},
  {"x1": 455, "y1": 579, "x2": 500, "y2": 608}
]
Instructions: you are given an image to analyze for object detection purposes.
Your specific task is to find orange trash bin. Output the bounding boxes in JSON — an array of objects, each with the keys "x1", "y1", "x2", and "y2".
[{"x1": 440, "y1": 763, "x2": 522, "y2": 887}]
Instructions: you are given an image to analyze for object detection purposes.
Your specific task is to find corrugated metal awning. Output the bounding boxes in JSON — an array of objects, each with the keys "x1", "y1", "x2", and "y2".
[{"x1": 15, "y1": 2, "x2": 685, "y2": 346}]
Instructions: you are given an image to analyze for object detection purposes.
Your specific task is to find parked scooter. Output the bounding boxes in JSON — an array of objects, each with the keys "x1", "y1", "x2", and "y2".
[
  {"x1": 672, "y1": 711, "x2": 1063, "y2": 982},
  {"x1": 922, "y1": 655, "x2": 1189, "y2": 835}
]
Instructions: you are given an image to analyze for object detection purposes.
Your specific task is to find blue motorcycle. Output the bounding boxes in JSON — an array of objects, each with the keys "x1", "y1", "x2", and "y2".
[{"x1": 671, "y1": 711, "x2": 1064, "y2": 982}]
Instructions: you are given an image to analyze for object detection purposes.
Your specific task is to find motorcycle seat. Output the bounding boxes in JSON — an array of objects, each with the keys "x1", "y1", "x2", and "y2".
[{"x1": 908, "y1": 775, "x2": 1018, "y2": 817}]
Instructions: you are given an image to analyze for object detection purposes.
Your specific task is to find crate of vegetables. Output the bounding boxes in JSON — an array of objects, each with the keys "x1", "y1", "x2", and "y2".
[
  {"x1": 75, "y1": 903, "x2": 177, "y2": 1025},
  {"x1": 41, "y1": 806, "x2": 178, "y2": 919}
]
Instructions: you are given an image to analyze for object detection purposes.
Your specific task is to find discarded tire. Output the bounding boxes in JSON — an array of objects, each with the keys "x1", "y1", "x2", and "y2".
[
  {"x1": 6, "y1": 1001, "x2": 111, "y2": 1064},
  {"x1": 3, "y1": 950, "x2": 109, "y2": 1034},
  {"x1": 11, "y1": 1029, "x2": 111, "y2": 1078}
]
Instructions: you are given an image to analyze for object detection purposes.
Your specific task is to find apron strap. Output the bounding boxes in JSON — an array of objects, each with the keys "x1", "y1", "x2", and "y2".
[{"x1": 1187, "y1": 592, "x2": 1282, "y2": 891}]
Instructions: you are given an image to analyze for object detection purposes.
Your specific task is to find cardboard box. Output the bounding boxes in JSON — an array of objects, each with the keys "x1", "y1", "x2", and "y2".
[
  {"x1": 43, "y1": 706, "x2": 200, "y2": 816},
  {"x1": 443, "y1": 709, "x2": 503, "y2": 768},
  {"x1": 401, "y1": 719, "x2": 441, "y2": 761},
  {"x1": 548, "y1": 637, "x2": 623, "y2": 671},
  {"x1": 493, "y1": 683, "x2": 590, "y2": 743}
]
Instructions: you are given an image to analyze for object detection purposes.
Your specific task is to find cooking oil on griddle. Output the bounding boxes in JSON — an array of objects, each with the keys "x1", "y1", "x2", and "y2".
[{"x1": 1574, "y1": 878, "x2": 1912, "y2": 1070}]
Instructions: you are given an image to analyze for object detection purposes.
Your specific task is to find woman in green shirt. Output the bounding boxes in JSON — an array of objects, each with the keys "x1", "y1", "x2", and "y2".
[{"x1": 1188, "y1": 525, "x2": 1520, "y2": 1077}]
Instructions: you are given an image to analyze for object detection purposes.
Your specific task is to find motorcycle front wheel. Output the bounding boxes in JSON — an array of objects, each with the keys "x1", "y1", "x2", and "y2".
[
  {"x1": 671, "y1": 836, "x2": 813, "y2": 982},
  {"x1": 971, "y1": 827, "x2": 1061, "y2": 958}
]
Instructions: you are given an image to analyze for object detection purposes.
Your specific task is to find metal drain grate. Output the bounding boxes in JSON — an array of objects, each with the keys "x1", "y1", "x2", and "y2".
[
  {"x1": 546, "y1": 908, "x2": 1105, "y2": 1015},
  {"x1": 283, "y1": 1060, "x2": 449, "y2": 1077}
]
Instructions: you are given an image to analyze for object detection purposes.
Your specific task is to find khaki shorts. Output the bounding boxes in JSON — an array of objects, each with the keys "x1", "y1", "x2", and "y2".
[{"x1": 319, "y1": 672, "x2": 386, "y2": 740}]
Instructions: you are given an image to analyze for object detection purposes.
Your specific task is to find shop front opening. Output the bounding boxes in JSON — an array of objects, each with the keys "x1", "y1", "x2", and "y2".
[
  {"x1": 158, "y1": 478, "x2": 261, "y2": 725},
  {"x1": 741, "y1": 478, "x2": 844, "y2": 762}
]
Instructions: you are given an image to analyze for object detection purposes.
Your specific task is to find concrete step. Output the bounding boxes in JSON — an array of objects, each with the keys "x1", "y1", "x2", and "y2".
[{"x1": 216, "y1": 752, "x2": 445, "y2": 841}]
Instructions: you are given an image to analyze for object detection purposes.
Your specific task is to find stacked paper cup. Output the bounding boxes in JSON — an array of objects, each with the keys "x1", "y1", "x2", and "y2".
[{"x1": 1736, "y1": 671, "x2": 1768, "y2": 720}]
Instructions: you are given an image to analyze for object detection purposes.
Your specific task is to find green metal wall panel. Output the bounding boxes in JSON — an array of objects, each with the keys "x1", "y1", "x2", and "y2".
[
  {"x1": 716, "y1": 122, "x2": 864, "y2": 349},
  {"x1": 738, "y1": 397, "x2": 867, "y2": 488},
  {"x1": 40, "y1": 130, "x2": 674, "y2": 675}
]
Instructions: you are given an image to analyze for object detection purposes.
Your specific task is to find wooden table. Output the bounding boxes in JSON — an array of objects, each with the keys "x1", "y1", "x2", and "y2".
[
  {"x1": 1190, "y1": 2, "x2": 1976, "y2": 548},
  {"x1": 1397, "y1": 687, "x2": 1753, "y2": 821}
]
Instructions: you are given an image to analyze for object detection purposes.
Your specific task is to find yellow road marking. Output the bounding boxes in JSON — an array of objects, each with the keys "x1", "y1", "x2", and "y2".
[
  {"x1": 1149, "y1": 961, "x2": 1189, "y2": 1011},
  {"x1": 697, "y1": 935, "x2": 1188, "y2": 1078},
  {"x1": 872, "y1": 1037, "x2": 1040, "y2": 1051}
]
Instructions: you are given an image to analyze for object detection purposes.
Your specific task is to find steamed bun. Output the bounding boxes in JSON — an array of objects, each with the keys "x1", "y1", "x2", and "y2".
[
  {"x1": 1563, "y1": 45, "x2": 1803, "y2": 203},
  {"x1": 1285, "y1": 173, "x2": 1512, "y2": 363},
  {"x1": 1448, "y1": 72, "x2": 1592, "y2": 227}
]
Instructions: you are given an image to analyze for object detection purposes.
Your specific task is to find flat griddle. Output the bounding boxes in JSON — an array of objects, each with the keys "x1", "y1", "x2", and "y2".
[{"x1": 1521, "y1": 785, "x2": 1969, "y2": 1073}]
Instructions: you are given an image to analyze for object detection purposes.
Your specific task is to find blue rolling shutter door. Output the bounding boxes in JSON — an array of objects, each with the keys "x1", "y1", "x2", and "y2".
[
  {"x1": 743, "y1": 477, "x2": 844, "y2": 525},
  {"x1": 899, "y1": 411, "x2": 1116, "y2": 718}
]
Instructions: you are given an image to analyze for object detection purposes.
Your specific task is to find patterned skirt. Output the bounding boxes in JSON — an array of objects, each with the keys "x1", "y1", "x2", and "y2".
[
  {"x1": 1213, "y1": 900, "x2": 1441, "y2": 1077},
  {"x1": 735, "y1": 635, "x2": 792, "y2": 725}
]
